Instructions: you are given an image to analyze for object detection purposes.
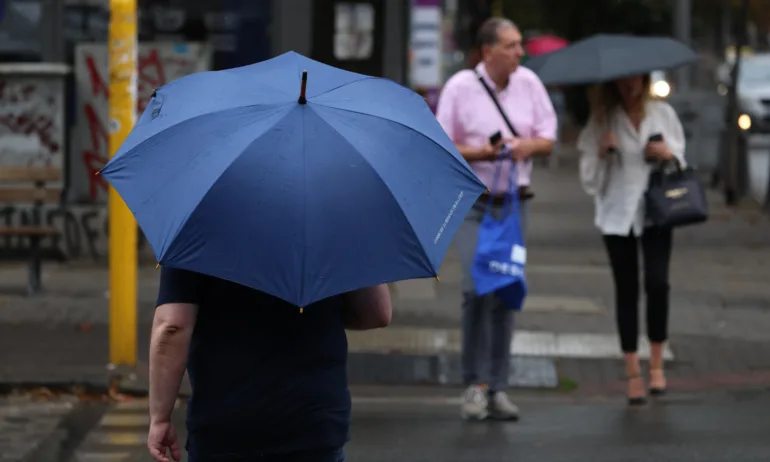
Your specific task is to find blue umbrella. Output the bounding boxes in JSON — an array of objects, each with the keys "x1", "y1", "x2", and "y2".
[{"x1": 100, "y1": 51, "x2": 485, "y2": 307}]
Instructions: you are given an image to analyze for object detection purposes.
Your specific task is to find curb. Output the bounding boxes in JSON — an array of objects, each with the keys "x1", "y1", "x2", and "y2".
[
  {"x1": 21, "y1": 401, "x2": 108, "y2": 462},
  {"x1": 572, "y1": 370, "x2": 770, "y2": 397},
  {"x1": 21, "y1": 427, "x2": 67, "y2": 462},
  {"x1": 347, "y1": 352, "x2": 559, "y2": 389},
  {"x1": 2, "y1": 358, "x2": 769, "y2": 404},
  {"x1": 0, "y1": 398, "x2": 104, "y2": 462}
]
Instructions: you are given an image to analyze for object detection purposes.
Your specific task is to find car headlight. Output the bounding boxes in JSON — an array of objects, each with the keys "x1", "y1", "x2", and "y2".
[
  {"x1": 651, "y1": 80, "x2": 671, "y2": 98},
  {"x1": 738, "y1": 113, "x2": 752, "y2": 130},
  {"x1": 717, "y1": 84, "x2": 728, "y2": 96}
]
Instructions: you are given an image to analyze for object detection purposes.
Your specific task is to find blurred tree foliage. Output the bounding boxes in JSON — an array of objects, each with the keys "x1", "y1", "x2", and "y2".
[
  {"x1": 502, "y1": 0, "x2": 673, "y2": 39},
  {"x1": 465, "y1": 0, "x2": 767, "y2": 124},
  {"x1": 496, "y1": 0, "x2": 676, "y2": 124}
]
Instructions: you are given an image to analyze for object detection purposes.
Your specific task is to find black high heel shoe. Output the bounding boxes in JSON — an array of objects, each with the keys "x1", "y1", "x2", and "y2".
[
  {"x1": 649, "y1": 368, "x2": 667, "y2": 396},
  {"x1": 627, "y1": 374, "x2": 647, "y2": 406}
]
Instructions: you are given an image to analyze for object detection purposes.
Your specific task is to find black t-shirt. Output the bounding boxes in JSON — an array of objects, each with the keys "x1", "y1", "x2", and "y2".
[{"x1": 156, "y1": 267, "x2": 351, "y2": 458}]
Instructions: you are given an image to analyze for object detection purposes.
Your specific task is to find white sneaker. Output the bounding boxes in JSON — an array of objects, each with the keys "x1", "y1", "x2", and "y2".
[
  {"x1": 460, "y1": 385, "x2": 489, "y2": 420},
  {"x1": 488, "y1": 391, "x2": 520, "y2": 421}
]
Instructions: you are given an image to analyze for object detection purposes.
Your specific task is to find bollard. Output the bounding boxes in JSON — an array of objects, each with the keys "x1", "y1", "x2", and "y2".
[{"x1": 108, "y1": 0, "x2": 138, "y2": 367}]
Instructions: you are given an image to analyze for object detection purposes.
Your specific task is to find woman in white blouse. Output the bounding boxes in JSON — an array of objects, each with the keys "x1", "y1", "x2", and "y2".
[{"x1": 577, "y1": 75, "x2": 686, "y2": 406}]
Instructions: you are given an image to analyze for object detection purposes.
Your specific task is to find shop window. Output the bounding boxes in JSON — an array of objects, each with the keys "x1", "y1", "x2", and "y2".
[{"x1": 333, "y1": 2, "x2": 374, "y2": 61}]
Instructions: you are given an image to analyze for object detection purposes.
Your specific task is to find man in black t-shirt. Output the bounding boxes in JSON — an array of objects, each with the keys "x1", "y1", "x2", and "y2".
[{"x1": 146, "y1": 267, "x2": 392, "y2": 462}]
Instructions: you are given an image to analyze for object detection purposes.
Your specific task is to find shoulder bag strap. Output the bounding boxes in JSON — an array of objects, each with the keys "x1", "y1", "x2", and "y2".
[
  {"x1": 474, "y1": 69, "x2": 519, "y2": 138},
  {"x1": 475, "y1": 69, "x2": 532, "y2": 202}
]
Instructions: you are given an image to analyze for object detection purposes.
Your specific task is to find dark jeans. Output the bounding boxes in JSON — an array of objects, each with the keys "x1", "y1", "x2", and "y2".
[
  {"x1": 602, "y1": 227, "x2": 673, "y2": 353},
  {"x1": 189, "y1": 448, "x2": 344, "y2": 462},
  {"x1": 457, "y1": 201, "x2": 528, "y2": 392}
]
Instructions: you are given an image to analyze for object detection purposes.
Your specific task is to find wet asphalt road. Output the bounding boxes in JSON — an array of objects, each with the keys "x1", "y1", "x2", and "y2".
[
  {"x1": 343, "y1": 390, "x2": 770, "y2": 462},
  {"x1": 74, "y1": 389, "x2": 770, "y2": 462}
]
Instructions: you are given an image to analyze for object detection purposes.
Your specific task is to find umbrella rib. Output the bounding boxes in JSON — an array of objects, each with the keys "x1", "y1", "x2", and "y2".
[
  {"x1": 308, "y1": 106, "x2": 437, "y2": 276},
  {"x1": 307, "y1": 76, "x2": 383, "y2": 101},
  {"x1": 99, "y1": 102, "x2": 289, "y2": 175},
  {"x1": 310, "y1": 104, "x2": 483, "y2": 188},
  {"x1": 299, "y1": 106, "x2": 308, "y2": 306}
]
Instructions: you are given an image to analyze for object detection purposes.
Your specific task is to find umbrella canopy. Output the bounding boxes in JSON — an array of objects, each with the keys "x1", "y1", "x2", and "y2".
[
  {"x1": 100, "y1": 51, "x2": 486, "y2": 307},
  {"x1": 525, "y1": 34, "x2": 568, "y2": 57},
  {"x1": 524, "y1": 34, "x2": 698, "y2": 86}
]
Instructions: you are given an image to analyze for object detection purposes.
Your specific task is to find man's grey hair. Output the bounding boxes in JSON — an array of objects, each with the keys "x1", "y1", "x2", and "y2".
[{"x1": 476, "y1": 18, "x2": 518, "y2": 48}]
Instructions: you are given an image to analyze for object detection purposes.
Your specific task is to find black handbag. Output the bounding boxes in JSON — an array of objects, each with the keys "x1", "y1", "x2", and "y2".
[{"x1": 645, "y1": 160, "x2": 708, "y2": 228}]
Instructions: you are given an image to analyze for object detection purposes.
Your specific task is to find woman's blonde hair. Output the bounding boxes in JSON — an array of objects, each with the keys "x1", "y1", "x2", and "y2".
[{"x1": 588, "y1": 75, "x2": 651, "y2": 126}]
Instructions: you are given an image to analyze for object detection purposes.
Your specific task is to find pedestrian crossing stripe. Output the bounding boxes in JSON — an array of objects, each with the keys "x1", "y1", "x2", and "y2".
[{"x1": 346, "y1": 328, "x2": 675, "y2": 360}]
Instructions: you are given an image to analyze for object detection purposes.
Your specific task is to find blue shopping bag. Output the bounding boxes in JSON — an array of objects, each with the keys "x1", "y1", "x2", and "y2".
[{"x1": 471, "y1": 159, "x2": 527, "y2": 311}]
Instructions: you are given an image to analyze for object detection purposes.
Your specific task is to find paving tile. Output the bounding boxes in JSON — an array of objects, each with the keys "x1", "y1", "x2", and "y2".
[
  {"x1": 0, "y1": 398, "x2": 76, "y2": 462},
  {"x1": 82, "y1": 431, "x2": 147, "y2": 446},
  {"x1": 523, "y1": 295, "x2": 604, "y2": 314},
  {"x1": 98, "y1": 413, "x2": 149, "y2": 427},
  {"x1": 392, "y1": 278, "x2": 437, "y2": 301}
]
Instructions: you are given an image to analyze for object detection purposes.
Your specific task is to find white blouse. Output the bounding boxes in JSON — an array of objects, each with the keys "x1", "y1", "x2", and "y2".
[{"x1": 578, "y1": 100, "x2": 686, "y2": 236}]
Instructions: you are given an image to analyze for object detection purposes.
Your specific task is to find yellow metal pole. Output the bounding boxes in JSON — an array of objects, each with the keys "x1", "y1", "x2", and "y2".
[{"x1": 108, "y1": 0, "x2": 138, "y2": 366}]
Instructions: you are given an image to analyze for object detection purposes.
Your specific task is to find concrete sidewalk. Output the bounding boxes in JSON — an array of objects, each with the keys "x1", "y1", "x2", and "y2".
[{"x1": 1, "y1": 167, "x2": 770, "y2": 396}]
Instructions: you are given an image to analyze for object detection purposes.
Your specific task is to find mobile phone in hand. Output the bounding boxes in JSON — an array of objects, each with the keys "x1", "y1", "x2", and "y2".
[
  {"x1": 646, "y1": 133, "x2": 664, "y2": 163},
  {"x1": 648, "y1": 133, "x2": 664, "y2": 142},
  {"x1": 489, "y1": 131, "x2": 502, "y2": 146}
]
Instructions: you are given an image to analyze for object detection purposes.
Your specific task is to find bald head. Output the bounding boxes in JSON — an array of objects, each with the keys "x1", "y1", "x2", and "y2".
[
  {"x1": 476, "y1": 18, "x2": 518, "y2": 49},
  {"x1": 476, "y1": 18, "x2": 525, "y2": 80}
]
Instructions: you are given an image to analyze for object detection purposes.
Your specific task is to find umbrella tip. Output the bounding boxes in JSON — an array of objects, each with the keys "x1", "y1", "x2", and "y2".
[
  {"x1": 155, "y1": 263, "x2": 160, "y2": 270},
  {"x1": 298, "y1": 70, "x2": 308, "y2": 104},
  {"x1": 95, "y1": 170, "x2": 100, "y2": 176},
  {"x1": 435, "y1": 276, "x2": 440, "y2": 282},
  {"x1": 299, "y1": 307, "x2": 304, "y2": 313}
]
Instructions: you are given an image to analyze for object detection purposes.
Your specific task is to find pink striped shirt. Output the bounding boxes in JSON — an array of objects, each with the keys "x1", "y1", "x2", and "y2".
[{"x1": 435, "y1": 63, "x2": 557, "y2": 192}]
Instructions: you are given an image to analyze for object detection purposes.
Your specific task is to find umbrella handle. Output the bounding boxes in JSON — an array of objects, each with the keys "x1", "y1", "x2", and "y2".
[{"x1": 299, "y1": 70, "x2": 308, "y2": 104}]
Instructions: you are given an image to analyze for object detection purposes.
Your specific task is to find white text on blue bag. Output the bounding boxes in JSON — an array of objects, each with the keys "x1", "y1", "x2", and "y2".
[{"x1": 487, "y1": 244, "x2": 526, "y2": 276}]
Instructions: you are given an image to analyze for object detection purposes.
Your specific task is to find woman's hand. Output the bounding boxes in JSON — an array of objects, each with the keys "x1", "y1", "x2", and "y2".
[
  {"x1": 598, "y1": 130, "x2": 616, "y2": 158},
  {"x1": 645, "y1": 141, "x2": 674, "y2": 161}
]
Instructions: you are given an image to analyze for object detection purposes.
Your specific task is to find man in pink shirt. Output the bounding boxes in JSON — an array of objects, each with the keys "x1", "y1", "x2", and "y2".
[{"x1": 436, "y1": 17, "x2": 557, "y2": 421}]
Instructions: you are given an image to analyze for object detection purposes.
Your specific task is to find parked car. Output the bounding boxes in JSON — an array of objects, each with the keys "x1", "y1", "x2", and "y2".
[{"x1": 715, "y1": 53, "x2": 770, "y2": 133}]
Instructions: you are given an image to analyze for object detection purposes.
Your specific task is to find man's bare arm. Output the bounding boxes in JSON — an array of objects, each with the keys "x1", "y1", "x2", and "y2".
[
  {"x1": 149, "y1": 303, "x2": 197, "y2": 424},
  {"x1": 456, "y1": 143, "x2": 497, "y2": 162},
  {"x1": 513, "y1": 138, "x2": 555, "y2": 160},
  {"x1": 528, "y1": 138, "x2": 555, "y2": 157},
  {"x1": 341, "y1": 284, "x2": 392, "y2": 330}
]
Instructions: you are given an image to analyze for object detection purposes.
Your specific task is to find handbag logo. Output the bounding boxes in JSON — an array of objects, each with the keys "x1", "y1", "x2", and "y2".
[{"x1": 665, "y1": 187, "x2": 688, "y2": 199}]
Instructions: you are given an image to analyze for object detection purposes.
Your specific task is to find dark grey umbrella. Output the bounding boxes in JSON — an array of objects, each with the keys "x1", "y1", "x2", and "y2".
[{"x1": 524, "y1": 34, "x2": 698, "y2": 86}]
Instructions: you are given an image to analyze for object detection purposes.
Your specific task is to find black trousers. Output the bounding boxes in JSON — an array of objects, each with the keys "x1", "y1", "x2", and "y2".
[{"x1": 602, "y1": 227, "x2": 673, "y2": 353}]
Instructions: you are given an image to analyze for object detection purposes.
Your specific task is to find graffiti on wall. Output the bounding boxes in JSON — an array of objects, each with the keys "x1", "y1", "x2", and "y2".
[
  {"x1": 71, "y1": 42, "x2": 212, "y2": 202},
  {"x1": 0, "y1": 71, "x2": 65, "y2": 176},
  {"x1": 0, "y1": 204, "x2": 154, "y2": 261}
]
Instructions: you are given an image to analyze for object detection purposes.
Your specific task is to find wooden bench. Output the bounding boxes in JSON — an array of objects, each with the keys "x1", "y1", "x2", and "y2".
[{"x1": 0, "y1": 166, "x2": 62, "y2": 295}]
